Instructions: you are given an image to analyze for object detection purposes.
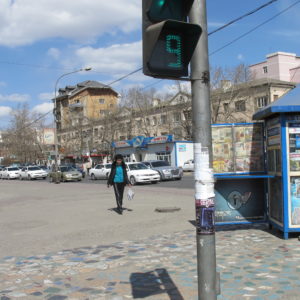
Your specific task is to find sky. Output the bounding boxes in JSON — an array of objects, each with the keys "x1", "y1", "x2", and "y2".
[{"x1": 0, "y1": 0, "x2": 299, "y2": 128}]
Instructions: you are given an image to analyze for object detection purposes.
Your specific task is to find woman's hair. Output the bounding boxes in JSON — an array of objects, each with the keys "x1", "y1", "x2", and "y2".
[{"x1": 114, "y1": 154, "x2": 124, "y2": 161}]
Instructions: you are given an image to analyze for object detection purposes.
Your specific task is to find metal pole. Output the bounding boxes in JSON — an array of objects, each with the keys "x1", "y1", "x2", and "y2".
[
  {"x1": 53, "y1": 68, "x2": 92, "y2": 184},
  {"x1": 189, "y1": 0, "x2": 218, "y2": 299}
]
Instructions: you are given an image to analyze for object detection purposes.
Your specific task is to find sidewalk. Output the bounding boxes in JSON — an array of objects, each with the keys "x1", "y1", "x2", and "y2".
[{"x1": 1, "y1": 224, "x2": 299, "y2": 300}]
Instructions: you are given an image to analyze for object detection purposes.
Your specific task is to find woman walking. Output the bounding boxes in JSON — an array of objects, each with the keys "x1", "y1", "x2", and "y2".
[{"x1": 107, "y1": 154, "x2": 130, "y2": 214}]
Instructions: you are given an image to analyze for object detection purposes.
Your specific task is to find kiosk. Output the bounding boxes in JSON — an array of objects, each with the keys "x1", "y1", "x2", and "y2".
[{"x1": 253, "y1": 86, "x2": 300, "y2": 239}]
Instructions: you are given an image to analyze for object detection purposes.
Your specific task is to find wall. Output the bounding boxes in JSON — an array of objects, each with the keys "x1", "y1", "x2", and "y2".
[{"x1": 175, "y1": 142, "x2": 193, "y2": 167}]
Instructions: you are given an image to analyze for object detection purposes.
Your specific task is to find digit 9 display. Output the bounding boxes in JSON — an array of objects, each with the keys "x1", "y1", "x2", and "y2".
[{"x1": 147, "y1": 29, "x2": 187, "y2": 77}]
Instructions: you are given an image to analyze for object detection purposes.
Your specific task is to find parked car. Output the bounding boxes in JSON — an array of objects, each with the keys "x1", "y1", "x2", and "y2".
[
  {"x1": 39, "y1": 165, "x2": 50, "y2": 174},
  {"x1": 89, "y1": 163, "x2": 112, "y2": 180},
  {"x1": 183, "y1": 159, "x2": 194, "y2": 172},
  {"x1": 1, "y1": 167, "x2": 21, "y2": 179},
  {"x1": 0, "y1": 167, "x2": 6, "y2": 179},
  {"x1": 142, "y1": 160, "x2": 183, "y2": 181},
  {"x1": 19, "y1": 166, "x2": 48, "y2": 180},
  {"x1": 126, "y1": 162, "x2": 160, "y2": 185},
  {"x1": 49, "y1": 166, "x2": 82, "y2": 182}
]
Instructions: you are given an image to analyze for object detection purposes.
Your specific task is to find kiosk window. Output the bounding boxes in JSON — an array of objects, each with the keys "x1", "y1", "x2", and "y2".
[{"x1": 156, "y1": 152, "x2": 171, "y2": 163}]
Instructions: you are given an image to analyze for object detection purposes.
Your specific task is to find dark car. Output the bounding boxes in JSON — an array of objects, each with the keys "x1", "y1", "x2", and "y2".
[{"x1": 142, "y1": 160, "x2": 183, "y2": 181}]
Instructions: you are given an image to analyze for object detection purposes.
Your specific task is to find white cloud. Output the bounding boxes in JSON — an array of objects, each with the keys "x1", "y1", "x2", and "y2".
[
  {"x1": 47, "y1": 48, "x2": 61, "y2": 60},
  {"x1": 32, "y1": 102, "x2": 54, "y2": 114},
  {"x1": 0, "y1": 106, "x2": 12, "y2": 117},
  {"x1": 74, "y1": 41, "x2": 143, "y2": 80},
  {"x1": 38, "y1": 92, "x2": 54, "y2": 101},
  {"x1": 0, "y1": 93, "x2": 30, "y2": 102},
  {"x1": 0, "y1": 81, "x2": 6, "y2": 87},
  {"x1": 0, "y1": 0, "x2": 140, "y2": 47}
]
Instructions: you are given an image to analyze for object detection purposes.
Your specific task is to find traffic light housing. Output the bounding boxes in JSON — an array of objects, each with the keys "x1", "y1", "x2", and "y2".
[{"x1": 142, "y1": 0, "x2": 201, "y2": 79}]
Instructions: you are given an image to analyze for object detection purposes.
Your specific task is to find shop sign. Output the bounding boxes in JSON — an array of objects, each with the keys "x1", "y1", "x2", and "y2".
[
  {"x1": 132, "y1": 136, "x2": 145, "y2": 148},
  {"x1": 178, "y1": 144, "x2": 186, "y2": 152},
  {"x1": 147, "y1": 135, "x2": 173, "y2": 144},
  {"x1": 112, "y1": 140, "x2": 132, "y2": 148}
]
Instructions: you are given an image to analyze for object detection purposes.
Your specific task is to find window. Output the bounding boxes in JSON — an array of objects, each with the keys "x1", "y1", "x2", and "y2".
[
  {"x1": 273, "y1": 94, "x2": 279, "y2": 101},
  {"x1": 136, "y1": 120, "x2": 142, "y2": 128},
  {"x1": 75, "y1": 100, "x2": 80, "y2": 103},
  {"x1": 153, "y1": 117, "x2": 157, "y2": 125},
  {"x1": 173, "y1": 112, "x2": 181, "y2": 122},
  {"x1": 94, "y1": 128, "x2": 98, "y2": 136},
  {"x1": 100, "y1": 110, "x2": 106, "y2": 115},
  {"x1": 223, "y1": 103, "x2": 229, "y2": 113},
  {"x1": 156, "y1": 151, "x2": 171, "y2": 163},
  {"x1": 161, "y1": 115, "x2": 167, "y2": 125},
  {"x1": 110, "y1": 104, "x2": 114, "y2": 108},
  {"x1": 235, "y1": 100, "x2": 246, "y2": 112},
  {"x1": 146, "y1": 118, "x2": 150, "y2": 126},
  {"x1": 263, "y1": 66, "x2": 268, "y2": 74},
  {"x1": 256, "y1": 96, "x2": 268, "y2": 108},
  {"x1": 99, "y1": 98, "x2": 105, "y2": 104},
  {"x1": 184, "y1": 110, "x2": 192, "y2": 120}
]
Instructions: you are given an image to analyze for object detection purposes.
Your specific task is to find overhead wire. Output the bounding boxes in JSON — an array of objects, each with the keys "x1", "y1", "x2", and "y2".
[{"x1": 10, "y1": 0, "x2": 292, "y2": 130}]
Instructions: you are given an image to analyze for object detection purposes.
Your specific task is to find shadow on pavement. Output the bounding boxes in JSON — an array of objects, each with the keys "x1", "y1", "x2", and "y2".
[
  {"x1": 130, "y1": 268, "x2": 184, "y2": 300},
  {"x1": 108, "y1": 207, "x2": 134, "y2": 214}
]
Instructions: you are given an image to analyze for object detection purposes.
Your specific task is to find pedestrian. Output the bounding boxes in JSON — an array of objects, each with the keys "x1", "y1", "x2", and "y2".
[{"x1": 107, "y1": 154, "x2": 131, "y2": 215}]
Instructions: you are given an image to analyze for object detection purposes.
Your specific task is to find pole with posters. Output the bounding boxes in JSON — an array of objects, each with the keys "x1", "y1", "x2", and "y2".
[{"x1": 189, "y1": 0, "x2": 218, "y2": 299}]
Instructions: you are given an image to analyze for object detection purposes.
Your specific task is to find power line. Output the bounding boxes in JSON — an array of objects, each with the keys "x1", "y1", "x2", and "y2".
[
  {"x1": 208, "y1": 0, "x2": 278, "y2": 36},
  {"x1": 209, "y1": 0, "x2": 300, "y2": 56},
  {"x1": 10, "y1": 0, "x2": 289, "y2": 129}
]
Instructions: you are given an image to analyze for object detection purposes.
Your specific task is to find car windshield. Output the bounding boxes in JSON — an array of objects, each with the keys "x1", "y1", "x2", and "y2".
[
  {"x1": 128, "y1": 163, "x2": 148, "y2": 170},
  {"x1": 152, "y1": 161, "x2": 170, "y2": 167},
  {"x1": 8, "y1": 167, "x2": 19, "y2": 171},
  {"x1": 28, "y1": 167, "x2": 41, "y2": 171},
  {"x1": 105, "y1": 164, "x2": 112, "y2": 169},
  {"x1": 60, "y1": 166, "x2": 75, "y2": 172}
]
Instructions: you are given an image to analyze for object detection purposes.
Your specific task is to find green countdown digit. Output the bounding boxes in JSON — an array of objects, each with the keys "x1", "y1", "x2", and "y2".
[{"x1": 166, "y1": 35, "x2": 182, "y2": 68}]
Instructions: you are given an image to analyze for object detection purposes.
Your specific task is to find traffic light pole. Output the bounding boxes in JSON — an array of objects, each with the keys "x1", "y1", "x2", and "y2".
[{"x1": 189, "y1": 0, "x2": 218, "y2": 299}]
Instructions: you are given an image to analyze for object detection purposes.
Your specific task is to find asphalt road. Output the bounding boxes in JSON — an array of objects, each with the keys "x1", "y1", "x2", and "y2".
[
  {"x1": 81, "y1": 172, "x2": 194, "y2": 189},
  {"x1": 0, "y1": 178, "x2": 195, "y2": 257}
]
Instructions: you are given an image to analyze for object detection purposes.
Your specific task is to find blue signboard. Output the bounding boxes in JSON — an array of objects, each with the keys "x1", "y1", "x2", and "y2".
[{"x1": 215, "y1": 178, "x2": 265, "y2": 223}]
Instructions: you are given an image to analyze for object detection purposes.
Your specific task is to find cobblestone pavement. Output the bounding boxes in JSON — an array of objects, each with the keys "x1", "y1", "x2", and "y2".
[{"x1": 1, "y1": 224, "x2": 300, "y2": 300}]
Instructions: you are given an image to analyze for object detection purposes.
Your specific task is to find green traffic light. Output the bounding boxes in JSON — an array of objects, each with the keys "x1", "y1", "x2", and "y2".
[{"x1": 158, "y1": 0, "x2": 165, "y2": 7}]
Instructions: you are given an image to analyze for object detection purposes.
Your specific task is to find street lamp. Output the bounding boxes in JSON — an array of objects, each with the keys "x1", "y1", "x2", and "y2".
[{"x1": 53, "y1": 67, "x2": 92, "y2": 183}]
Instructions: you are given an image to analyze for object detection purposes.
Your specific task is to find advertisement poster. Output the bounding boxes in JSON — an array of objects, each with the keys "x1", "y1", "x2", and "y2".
[
  {"x1": 290, "y1": 177, "x2": 300, "y2": 226},
  {"x1": 212, "y1": 124, "x2": 264, "y2": 174},
  {"x1": 214, "y1": 178, "x2": 265, "y2": 223}
]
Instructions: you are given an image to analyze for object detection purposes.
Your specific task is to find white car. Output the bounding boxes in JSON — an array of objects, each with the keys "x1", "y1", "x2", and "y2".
[
  {"x1": 89, "y1": 163, "x2": 112, "y2": 180},
  {"x1": 183, "y1": 160, "x2": 194, "y2": 172},
  {"x1": 19, "y1": 166, "x2": 48, "y2": 180},
  {"x1": 126, "y1": 162, "x2": 160, "y2": 185},
  {"x1": 1, "y1": 167, "x2": 20, "y2": 179}
]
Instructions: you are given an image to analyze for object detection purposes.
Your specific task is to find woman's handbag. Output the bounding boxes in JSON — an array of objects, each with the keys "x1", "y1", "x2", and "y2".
[{"x1": 127, "y1": 188, "x2": 135, "y2": 201}]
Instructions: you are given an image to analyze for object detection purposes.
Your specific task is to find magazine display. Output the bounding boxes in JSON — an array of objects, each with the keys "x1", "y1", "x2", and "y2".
[{"x1": 212, "y1": 124, "x2": 264, "y2": 173}]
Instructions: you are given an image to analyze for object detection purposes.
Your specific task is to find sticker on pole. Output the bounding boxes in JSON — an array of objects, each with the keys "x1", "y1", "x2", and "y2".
[{"x1": 196, "y1": 198, "x2": 215, "y2": 235}]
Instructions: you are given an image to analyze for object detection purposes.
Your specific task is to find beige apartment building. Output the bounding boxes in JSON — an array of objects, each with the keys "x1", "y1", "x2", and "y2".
[{"x1": 57, "y1": 78, "x2": 296, "y2": 160}]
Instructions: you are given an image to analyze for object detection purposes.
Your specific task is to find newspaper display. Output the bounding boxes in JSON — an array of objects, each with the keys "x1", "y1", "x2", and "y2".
[
  {"x1": 212, "y1": 127, "x2": 234, "y2": 173},
  {"x1": 212, "y1": 124, "x2": 264, "y2": 173}
]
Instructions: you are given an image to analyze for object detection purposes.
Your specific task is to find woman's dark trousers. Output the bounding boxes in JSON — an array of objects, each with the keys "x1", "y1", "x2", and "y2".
[{"x1": 113, "y1": 183, "x2": 125, "y2": 210}]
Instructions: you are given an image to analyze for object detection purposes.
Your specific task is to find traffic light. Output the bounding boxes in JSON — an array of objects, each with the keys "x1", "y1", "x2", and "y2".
[{"x1": 142, "y1": 0, "x2": 201, "y2": 79}]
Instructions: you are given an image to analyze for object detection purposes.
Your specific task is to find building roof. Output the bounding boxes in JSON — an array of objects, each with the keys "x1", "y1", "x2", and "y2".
[
  {"x1": 253, "y1": 85, "x2": 300, "y2": 120},
  {"x1": 58, "y1": 80, "x2": 118, "y2": 98},
  {"x1": 211, "y1": 78, "x2": 296, "y2": 95}
]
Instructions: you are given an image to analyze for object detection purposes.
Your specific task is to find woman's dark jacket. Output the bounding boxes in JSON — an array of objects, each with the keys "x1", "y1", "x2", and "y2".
[{"x1": 107, "y1": 162, "x2": 129, "y2": 186}]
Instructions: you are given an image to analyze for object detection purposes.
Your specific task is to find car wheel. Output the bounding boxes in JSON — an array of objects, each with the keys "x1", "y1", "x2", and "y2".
[
  {"x1": 78, "y1": 178, "x2": 82, "y2": 181},
  {"x1": 130, "y1": 176, "x2": 136, "y2": 186},
  {"x1": 43, "y1": 177, "x2": 46, "y2": 180},
  {"x1": 175, "y1": 177, "x2": 182, "y2": 181},
  {"x1": 91, "y1": 174, "x2": 96, "y2": 180}
]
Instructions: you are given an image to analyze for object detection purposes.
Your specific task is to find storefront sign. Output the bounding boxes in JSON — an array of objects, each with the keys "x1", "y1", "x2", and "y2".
[
  {"x1": 147, "y1": 135, "x2": 173, "y2": 144},
  {"x1": 178, "y1": 144, "x2": 186, "y2": 152},
  {"x1": 132, "y1": 136, "x2": 145, "y2": 148},
  {"x1": 112, "y1": 140, "x2": 132, "y2": 148}
]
